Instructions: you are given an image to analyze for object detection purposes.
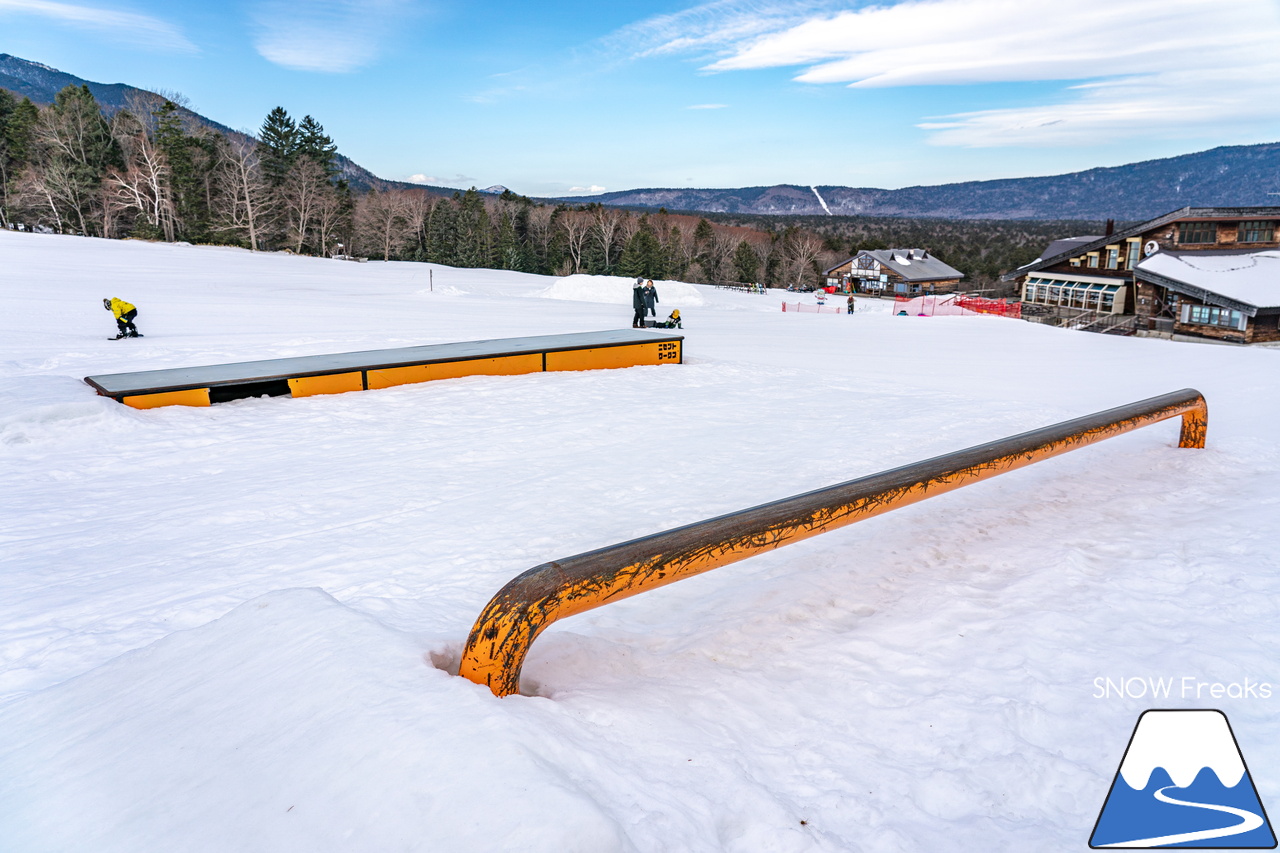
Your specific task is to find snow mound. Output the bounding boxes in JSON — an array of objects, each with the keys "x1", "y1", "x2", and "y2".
[
  {"x1": 0, "y1": 589, "x2": 628, "y2": 853},
  {"x1": 538, "y1": 274, "x2": 706, "y2": 307}
]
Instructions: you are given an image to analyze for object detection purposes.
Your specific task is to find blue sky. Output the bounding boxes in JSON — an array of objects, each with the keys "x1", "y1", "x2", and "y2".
[{"x1": 2, "y1": 0, "x2": 1279, "y2": 197}]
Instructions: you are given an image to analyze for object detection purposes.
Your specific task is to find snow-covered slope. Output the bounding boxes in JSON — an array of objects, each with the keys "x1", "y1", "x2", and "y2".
[{"x1": 2, "y1": 230, "x2": 1279, "y2": 851}]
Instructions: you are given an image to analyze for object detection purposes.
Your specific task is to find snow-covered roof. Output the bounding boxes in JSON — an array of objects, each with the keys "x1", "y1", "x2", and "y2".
[
  {"x1": 1135, "y1": 248, "x2": 1280, "y2": 313},
  {"x1": 826, "y1": 248, "x2": 963, "y2": 282}
]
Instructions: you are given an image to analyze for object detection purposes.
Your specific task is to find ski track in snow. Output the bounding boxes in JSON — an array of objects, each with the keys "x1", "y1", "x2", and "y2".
[
  {"x1": 810, "y1": 186, "x2": 833, "y2": 216},
  {"x1": 2, "y1": 230, "x2": 1280, "y2": 851}
]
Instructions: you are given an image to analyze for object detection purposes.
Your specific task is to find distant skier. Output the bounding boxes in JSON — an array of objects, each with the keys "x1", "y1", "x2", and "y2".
[
  {"x1": 847, "y1": 294, "x2": 856, "y2": 314},
  {"x1": 103, "y1": 297, "x2": 142, "y2": 339},
  {"x1": 658, "y1": 309, "x2": 682, "y2": 329},
  {"x1": 632, "y1": 280, "x2": 646, "y2": 328},
  {"x1": 643, "y1": 280, "x2": 659, "y2": 317}
]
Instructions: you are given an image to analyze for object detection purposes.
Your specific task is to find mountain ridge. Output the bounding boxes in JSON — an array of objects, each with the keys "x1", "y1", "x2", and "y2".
[{"x1": 553, "y1": 143, "x2": 1280, "y2": 221}]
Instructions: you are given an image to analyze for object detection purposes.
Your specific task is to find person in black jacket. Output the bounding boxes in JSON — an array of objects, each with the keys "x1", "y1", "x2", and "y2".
[
  {"x1": 632, "y1": 279, "x2": 647, "y2": 328},
  {"x1": 643, "y1": 280, "x2": 659, "y2": 317}
]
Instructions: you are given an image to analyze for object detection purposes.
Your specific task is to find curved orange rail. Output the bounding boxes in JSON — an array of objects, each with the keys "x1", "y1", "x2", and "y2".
[{"x1": 460, "y1": 389, "x2": 1207, "y2": 696}]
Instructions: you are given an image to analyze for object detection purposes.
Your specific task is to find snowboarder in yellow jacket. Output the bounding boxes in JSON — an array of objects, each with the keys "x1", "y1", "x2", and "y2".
[{"x1": 103, "y1": 297, "x2": 142, "y2": 339}]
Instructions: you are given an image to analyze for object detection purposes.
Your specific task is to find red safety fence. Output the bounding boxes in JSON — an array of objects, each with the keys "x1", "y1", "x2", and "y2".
[
  {"x1": 782, "y1": 302, "x2": 847, "y2": 314},
  {"x1": 958, "y1": 295, "x2": 1022, "y2": 318},
  {"x1": 893, "y1": 295, "x2": 1022, "y2": 319}
]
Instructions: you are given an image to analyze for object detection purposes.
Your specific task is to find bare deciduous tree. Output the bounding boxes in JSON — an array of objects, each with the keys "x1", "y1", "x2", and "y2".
[
  {"x1": 213, "y1": 135, "x2": 268, "y2": 251},
  {"x1": 355, "y1": 188, "x2": 415, "y2": 261},
  {"x1": 786, "y1": 233, "x2": 824, "y2": 289},
  {"x1": 706, "y1": 233, "x2": 738, "y2": 283},
  {"x1": 280, "y1": 157, "x2": 330, "y2": 253},
  {"x1": 312, "y1": 185, "x2": 347, "y2": 256},
  {"x1": 526, "y1": 204, "x2": 555, "y2": 263},
  {"x1": 11, "y1": 164, "x2": 66, "y2": 232},
  {"x1": 105, "y1": 110, "x2": 175, "y2": 241},
  {"x1": 561, "y1": 209, "x2": 591, "y2": 273},
  {"x1": 591, "y1": 205, "x2": 622, "y2": 272}
]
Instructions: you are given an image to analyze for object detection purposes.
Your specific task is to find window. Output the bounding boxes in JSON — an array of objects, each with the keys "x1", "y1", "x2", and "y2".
[
  {"x1": 1087, "y1": 254, "x2": 1099, "y2": 268},
  {"x1": 852, "y1": 255, "x2": 879, "y2": 278},
  {"x1": 1178, "y1": 221, "x2": 1217, "y2": 244},
  {"x1": 1126, "y1": 241, "x2": 1140, "y2": 268},
  {"x1": 1024, "y1": 277, "x2": 1123, "y2": 312},
  {"x1": 1238, "y1": 220, "x2": 1275, "y2": 242},
  {"x1": 1187, "y1": 305, "x2": 1242, "y2": 328},
  {"x1": 1106, "y1": 248, "x2": 1119, "y2": 269}
]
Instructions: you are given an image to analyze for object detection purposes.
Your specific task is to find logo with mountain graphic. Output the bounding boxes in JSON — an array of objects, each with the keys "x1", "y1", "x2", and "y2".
[{"x1": 1091, "y1": 709, "x2": 1276, "y2": 848}]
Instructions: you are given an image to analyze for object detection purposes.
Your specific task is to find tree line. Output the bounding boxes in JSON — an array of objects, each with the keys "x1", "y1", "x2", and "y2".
[{"x1": 0, "y1": 84, "x2": 1094, "y2": 288}]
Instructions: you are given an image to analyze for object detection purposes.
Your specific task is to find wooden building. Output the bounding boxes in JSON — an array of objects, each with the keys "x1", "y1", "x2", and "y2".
[
  {"x1": 825, "y1": 249, "x2": 964, "y2": 295},
  {"x1": 1006, "y1": 207, "x2": 1280, "y2": 343}
]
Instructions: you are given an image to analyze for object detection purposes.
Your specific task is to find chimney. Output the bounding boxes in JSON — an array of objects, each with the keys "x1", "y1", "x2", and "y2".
[{"x1": 1105, "y1": 219, "x2": 1115, "y2": 236}]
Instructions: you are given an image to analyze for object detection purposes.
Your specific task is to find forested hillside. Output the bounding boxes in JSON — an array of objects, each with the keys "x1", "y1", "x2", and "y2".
[{"x1": 0, "y1": 82, "x2": 1091, "y2": 289}]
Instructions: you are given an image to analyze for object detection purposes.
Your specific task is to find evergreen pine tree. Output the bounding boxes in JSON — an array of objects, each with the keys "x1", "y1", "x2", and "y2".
[
  {"x1": 257, "y1": 107, "x2": 298, "y2": 186},
  {"x1": 619, "y1": 220, "x2": 663, "y2": 279},
  {"x1": 733, "y1": 239, "x2": 760, "y2": 283},
  {"x1": 5, "y1": 97, "x2": 39, "y2": 167},
  {"x1": 0, "y1": 88, "x2": 15, "y2": 161},
  {"x1": 694, "y1": 218, "x2": 714, "y2": 245},
  {"x1": 296, "y1": 115, "x2": 338, "y2": 179},
  {"x1": 455, "y1": 188, "x2": 492, "y2": 268},
  {"x1": 152, "y1": 100, "x2": 208, "y2": 240},
  {"x1": 426, "y1": 194, "x2": 459, "y2": 265},
  {"x1": 0, "y1": 89, "x2": 15, "y2": 225}
]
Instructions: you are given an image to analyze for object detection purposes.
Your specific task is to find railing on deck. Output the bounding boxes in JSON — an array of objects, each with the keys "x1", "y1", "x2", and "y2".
[{"x1": 459, "y1": 389, "x2": 1208, "y2": 697}]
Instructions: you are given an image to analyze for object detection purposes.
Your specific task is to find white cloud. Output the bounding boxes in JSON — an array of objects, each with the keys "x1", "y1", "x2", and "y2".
[
  {"x1": 250, "y1": 0, "x2": 411, "y2": 73},
  {"x1": 0, "y1": 0, "x2": 197, "y2": 52},
  {"x1": 409, "y1": 173, "x2": 476, "y2": 187},
  {"x1": 686, "y1": 103, "x2": 728, "y2": 110},
  {"x1": 601, "y1": 0, "x2": 844, "y2": 61},
  {"x1": 629, "y1": 0, "x2": 1280, "y2": 146},
  {"x1": 568, "y1": 185, "x2": 606, "y2": 194}
]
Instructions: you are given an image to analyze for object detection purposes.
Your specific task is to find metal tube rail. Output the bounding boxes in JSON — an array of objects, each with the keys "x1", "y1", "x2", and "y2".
[{"x1": 460, "y1": 388, "x2": 1207, "y2": 697}]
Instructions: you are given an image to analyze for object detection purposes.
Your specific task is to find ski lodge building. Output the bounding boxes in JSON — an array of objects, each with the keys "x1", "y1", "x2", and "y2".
[
  {"x1": 824, "y1": 249, "x2": 964, "y2": 295},
  {"x1": 1006, "y1": 206, "x2": 1280, "y2": 344}
]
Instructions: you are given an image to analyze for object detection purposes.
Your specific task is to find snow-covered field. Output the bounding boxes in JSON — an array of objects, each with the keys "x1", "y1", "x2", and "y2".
[{"x1": 2, "y1": 230, "x2": 1279, "y2": 851}]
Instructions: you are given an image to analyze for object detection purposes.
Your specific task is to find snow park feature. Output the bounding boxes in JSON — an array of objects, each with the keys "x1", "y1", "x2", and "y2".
[
  {"x1": 460, "y1": 389, "x2": 1207, "y2": 697},
  {"x1": 6, "y1": 229, "x2": 1280, "y2": 851},
  {"x1": 83, "y1": 330, "x2": 684, "y2": 409}
]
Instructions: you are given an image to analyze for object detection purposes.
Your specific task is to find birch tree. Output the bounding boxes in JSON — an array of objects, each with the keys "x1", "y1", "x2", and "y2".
[
  {"x1": 213, "y1": 135, "x2": 268, "y2": 251},
  {"x1": 106, "y1": 110, "x2": 175, "y2": 241}
]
